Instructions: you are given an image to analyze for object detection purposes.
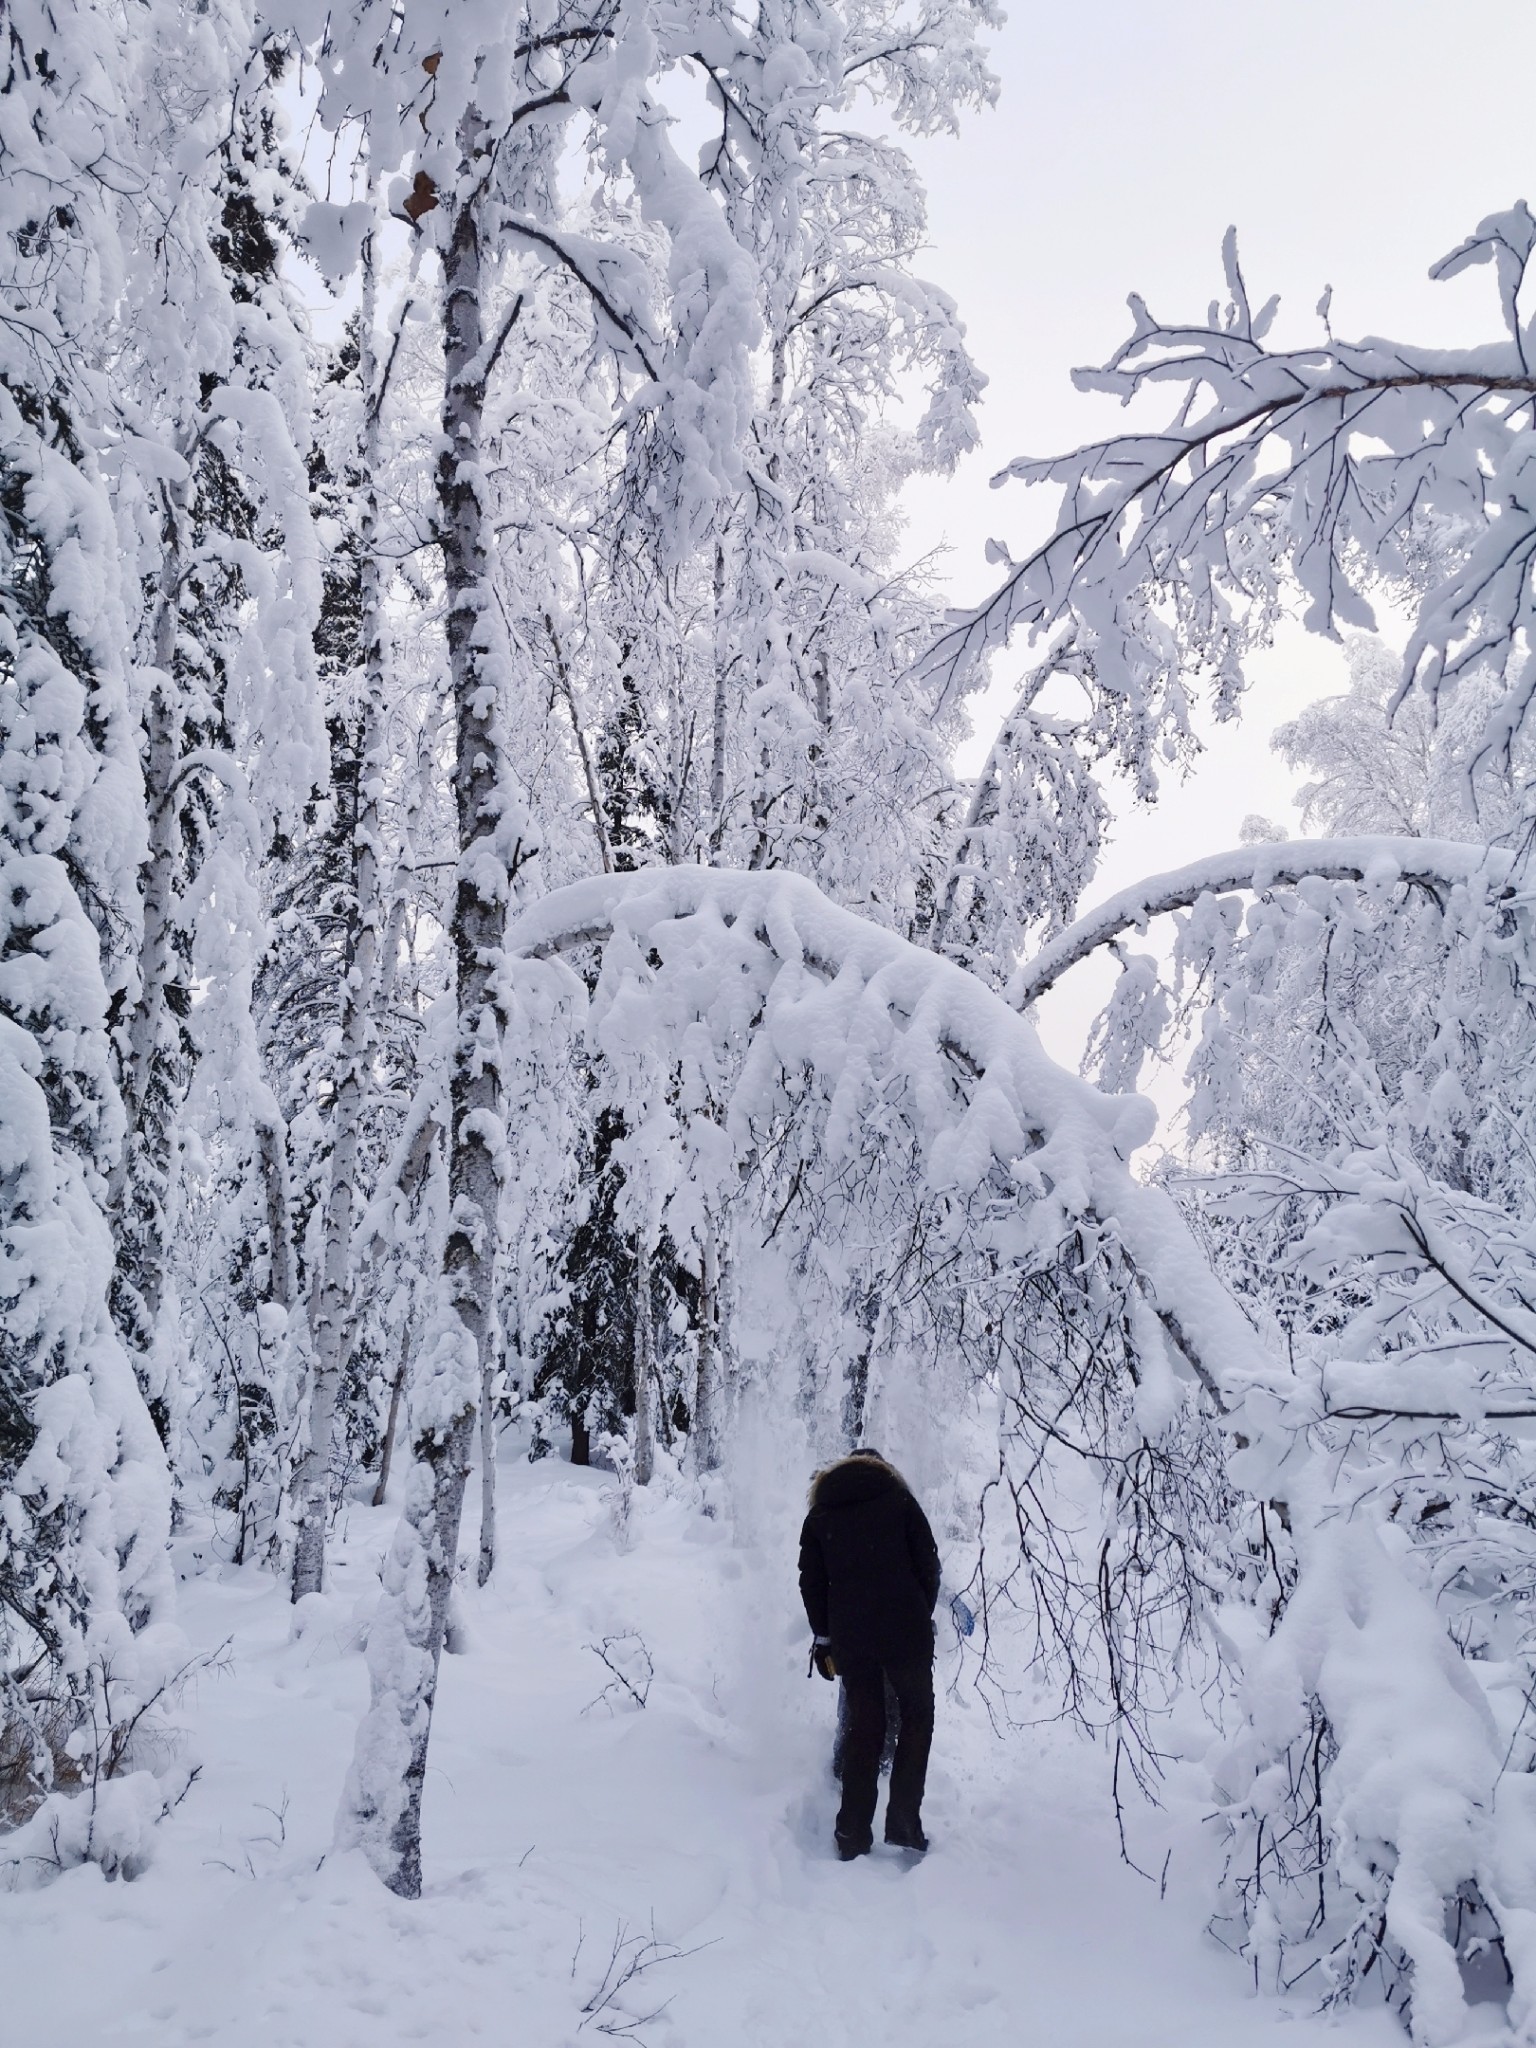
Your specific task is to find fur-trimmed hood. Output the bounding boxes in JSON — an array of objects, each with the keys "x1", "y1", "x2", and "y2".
[
  {"x1": 808, "y1": 1452, "x2": 910, "y2": 1511},
  {"x1": 798, "y1": 1451, "x2": 941, "y2": 1662}
]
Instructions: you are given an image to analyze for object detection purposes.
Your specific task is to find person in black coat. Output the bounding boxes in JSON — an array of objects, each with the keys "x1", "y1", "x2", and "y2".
[{"x1": 798, "y1": 1447, "x2": 941, "y2": 1860}]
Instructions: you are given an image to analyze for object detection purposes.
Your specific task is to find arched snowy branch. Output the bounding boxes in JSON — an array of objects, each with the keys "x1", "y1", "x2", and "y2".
[
  {"x1": 509, "y1": 866, "x2": 1260, "y2": 1410},
  {"x1": 1010, "y1": 836, "x2": 1513, "y2": 1008}
]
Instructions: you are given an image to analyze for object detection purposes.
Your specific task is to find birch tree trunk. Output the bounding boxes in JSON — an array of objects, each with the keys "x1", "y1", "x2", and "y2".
[
  {"x1": 633, "y1": 1237, "x2": 656, "y2": 1486},
  {"x1": 340, "y1": 118, "x2": 514, "y2": 1897},
  {"x1": 110, "y1": 468, "x2": 192, "y2": 1422},
  {"x1": 372, "y1": 1332, "x2": 409, "y2": 1509},
  {"x1": 256, "y1": 1109, "x2": 297, "y2": 1312},
  {"x1": 709, "y1": 539, "x2": 729, "y2": 852},
  {"x1": 439, "y1": 136, "x2": 512, "y2": 1592},
  {"x1": 718, "y1": 1231, "x2": 739, "y2": 1427},
  {"x1": 692, "y1": 1218, "x2": 723, "y2": 1473},
  {"x1": 477, "y1": 1350, "x2": 498, "y2": 1587},
  {"x1": 115, "y1": 491, "x2": 183, "y2": 1192},
  {"x1": 292, "y1": 231, "x2": 389, "y2": 1600},
  {"x1": 841, "y1": 1284, "x2": 880, "y2": 1445},
  {"x1": 369, "y1": 1112, "x2": 440, "y2": 1509}
]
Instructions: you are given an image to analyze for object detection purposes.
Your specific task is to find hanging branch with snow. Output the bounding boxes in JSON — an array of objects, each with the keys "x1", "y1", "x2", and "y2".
[{"x1": 928, "y1": 206, "x2": 1536, "y2": 796}]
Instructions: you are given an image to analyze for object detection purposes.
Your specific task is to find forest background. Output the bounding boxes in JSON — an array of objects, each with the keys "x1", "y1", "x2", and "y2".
[{"x1": 8, "y1": 2, "x2": 1536, "y2": 2044}]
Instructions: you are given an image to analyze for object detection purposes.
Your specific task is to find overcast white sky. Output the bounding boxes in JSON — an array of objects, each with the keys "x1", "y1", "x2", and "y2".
[{"x1": 887, "y1": 0, "x2": 1536, "y2": 1062}]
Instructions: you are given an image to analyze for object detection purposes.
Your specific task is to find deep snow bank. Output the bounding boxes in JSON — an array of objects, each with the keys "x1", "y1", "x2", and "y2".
[{"x1": 3, "y1": 1441, "x2": 1404, "y2": 2047}]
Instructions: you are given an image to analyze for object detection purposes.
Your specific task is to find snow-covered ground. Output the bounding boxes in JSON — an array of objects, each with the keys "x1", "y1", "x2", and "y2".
[{"x1": 5, "y1": 1442, "x2": 1405, "y2": 2048}]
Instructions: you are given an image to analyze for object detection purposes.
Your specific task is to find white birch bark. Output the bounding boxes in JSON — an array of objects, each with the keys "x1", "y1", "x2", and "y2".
[
  {"x1": 437, "y1": 135, "x2": 512, "y2": 1593},
  {"x1": 633, "y1": 1236, "x2": 656, "y2": 1487},
  {"x1": 717, "y1": 1230, "x2": 739, "y2": 1433},
  {"x1": 709, "y1": 539, "x2": 729, "y2": 852},
  {"x1": 546, "y1": 613, "x2": 613, "y2": 874},
  {"x1": 476, "y1": 1348, "x2": 498, "y2": 1587},
  {"x1": 691, "y1": 1218, "x2": 723, "y2": 1473},
  {"x1": 341, "y1": 116, "x2": 513, "y2": 1895},
  {"x1": 256, "y1": 1109, "x2": 297, "y2": 1312},
  {"x1": 109, "y1": 465, "x2": 193, "y2": 1399},
  {"x1": 115, "y1": 480, "x2": 185, "y2": 1191},
  {"x1": 367, "y1": 1110, "x2": 440, "y2": 1508},
  {"x1": 292, "y1": 230, "x2": 389, "y2": 1601},
  {"x1": 371, "y1": 1329, "x2": 409, "y2": 1509}
]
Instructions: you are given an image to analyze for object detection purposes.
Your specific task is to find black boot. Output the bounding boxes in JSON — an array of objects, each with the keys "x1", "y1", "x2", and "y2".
[
  {"x1": 884, "y1": 1813, "x2": 928, "y2": 1853},
  {"x1": 836, "y1": 1830, "x2": 872, "y2": 1861}
]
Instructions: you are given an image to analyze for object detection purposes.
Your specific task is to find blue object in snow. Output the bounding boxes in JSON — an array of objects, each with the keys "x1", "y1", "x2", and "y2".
[{"x1": 949, "y1": 1593, "x2": 975, "y2": 1638}]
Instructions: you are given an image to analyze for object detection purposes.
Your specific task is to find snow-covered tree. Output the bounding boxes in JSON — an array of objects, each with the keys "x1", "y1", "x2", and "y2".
[
  {"x1": 0, "y1": 0, "x2": 177, "y2": 1864},
  {"x1": 285, "y1": 224, "x2": 408, "y2": 1602},
  {"x1": 31, "y1": 18, "x2": 1536, "y2": 2031},
  {"x1": 937, "y1": 207, "x2": 1536, "y2": 792},
  {"x1": 982, "y1": 211, "x2": 1536, "y2": 2039},
  {"x1": 97, "y1": 10, "x2": 328, "y2": 1581},
  {"x1": 314, "y1": 0, "x2": 1003, "y2": 1896}
]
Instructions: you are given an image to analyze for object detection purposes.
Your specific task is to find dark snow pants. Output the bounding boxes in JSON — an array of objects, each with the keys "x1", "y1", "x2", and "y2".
[{"x1": 833, "y1": 1654, "x2": 933, "y2": 1851}]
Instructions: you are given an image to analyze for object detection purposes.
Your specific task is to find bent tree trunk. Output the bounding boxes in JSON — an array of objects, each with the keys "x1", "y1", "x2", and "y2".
[
  {"x1": 340, "y1": 121, "x2": 513, "y2": 1898},
  {"x1": 1008, "y1": 836, "x2": 1507, "y2": 1007}
]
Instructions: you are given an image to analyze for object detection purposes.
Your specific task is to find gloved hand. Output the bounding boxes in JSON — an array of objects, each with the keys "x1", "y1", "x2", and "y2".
[{"x1": 808, "y1": 1637, "x2": 837, "y2": 1681}]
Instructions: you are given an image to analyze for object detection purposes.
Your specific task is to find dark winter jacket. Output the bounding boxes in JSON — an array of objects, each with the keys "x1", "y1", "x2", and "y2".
[{"x1": 797, "y1": 1456, "x2": 942, "y2": 1665}]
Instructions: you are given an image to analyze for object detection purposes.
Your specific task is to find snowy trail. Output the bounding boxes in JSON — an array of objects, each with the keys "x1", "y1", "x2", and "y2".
[{"x1": 5, "y1": 1452, "x2": 1403, "y2": 2048}]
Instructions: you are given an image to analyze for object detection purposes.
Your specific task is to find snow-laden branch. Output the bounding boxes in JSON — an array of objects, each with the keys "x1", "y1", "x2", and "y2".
[
  {"x1": 920, "y1": 208, "x2": 1536, "y2": 781},
  {"x1": 1010, "y1": 836, "x2": 1514, "y2": 1008},
  {"x1": 509, "y1": 866, "x2": 1261, "y2": 1409}
]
